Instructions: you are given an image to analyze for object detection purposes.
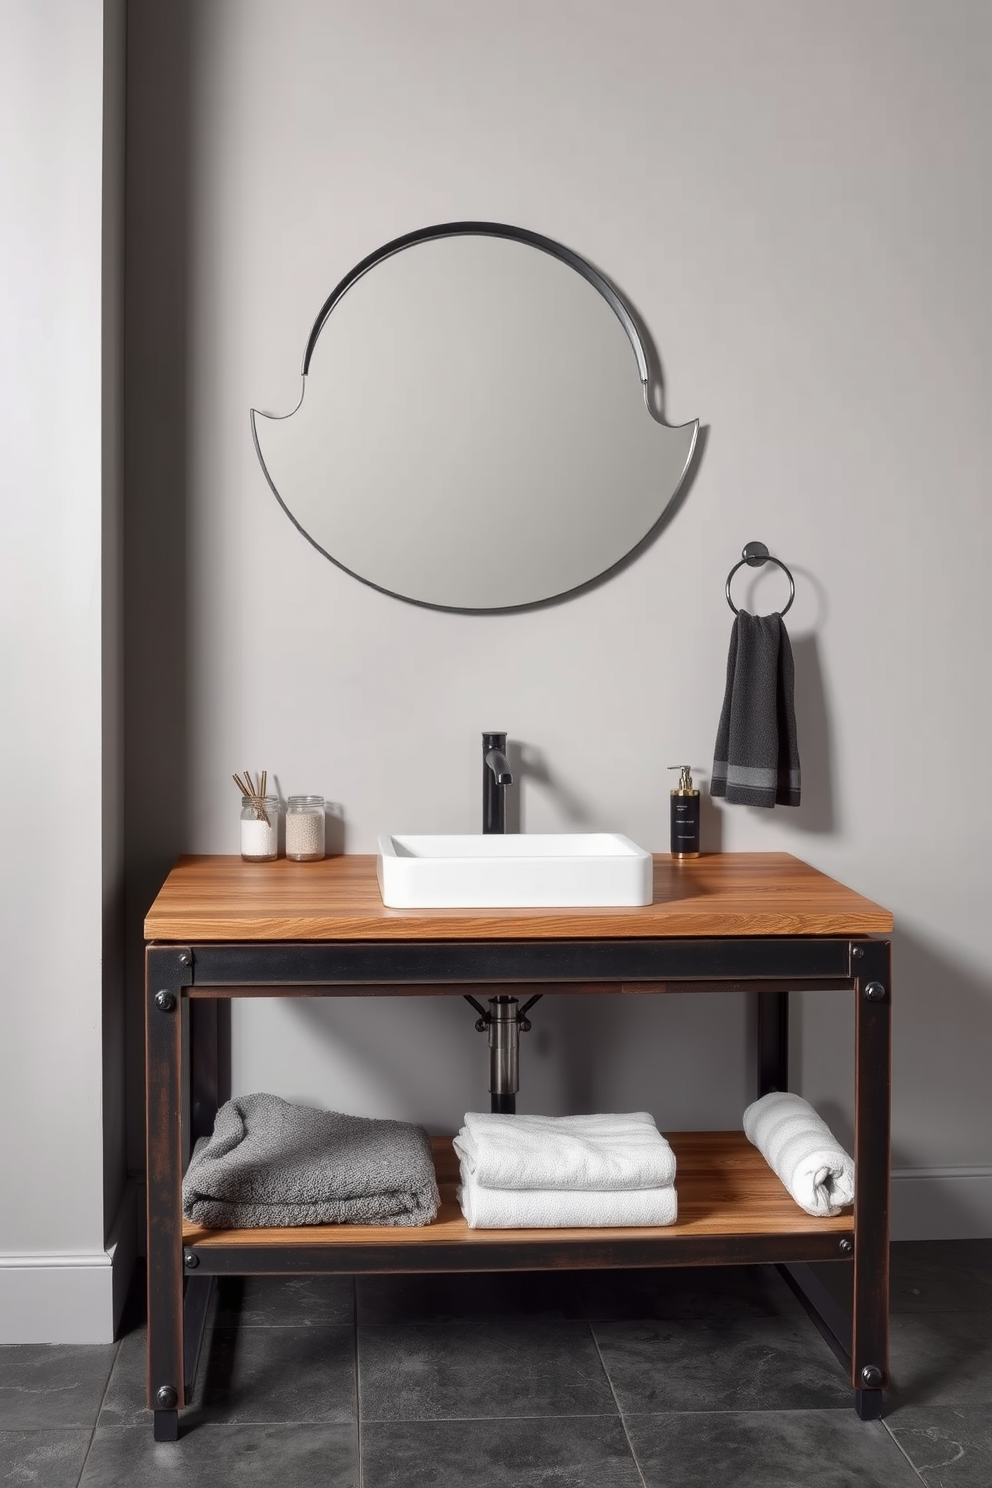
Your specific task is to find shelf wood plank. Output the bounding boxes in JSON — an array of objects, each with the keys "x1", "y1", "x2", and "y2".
[
  {"x1": 147, "y1": 853, "x2": 892, "y2": 942},
  {"x1": 182, "y1": 1132, "x2": 852, "y2": 1254}
]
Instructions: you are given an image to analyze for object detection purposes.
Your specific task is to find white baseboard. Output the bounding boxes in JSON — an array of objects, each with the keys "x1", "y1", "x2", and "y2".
[
  {"x1": 0, "y1": 1181, "x2": 138, "y2": 1344},
  {"x1": 891, "y1": 1165, "x2": 992, "y2": 1241}
]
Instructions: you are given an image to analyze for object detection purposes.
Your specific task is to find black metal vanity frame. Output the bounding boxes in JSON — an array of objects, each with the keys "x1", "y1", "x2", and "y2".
[{"x1": 145, "y1": 931, "x2": 890, "y2": 1440}]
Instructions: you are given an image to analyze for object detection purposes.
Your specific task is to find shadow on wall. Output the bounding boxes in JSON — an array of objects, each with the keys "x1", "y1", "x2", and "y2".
[
  {"x1": 122, "y1": 1, "x2": 197, "y2": 1180},
  {"x1": 889, "y1": 923, "x2": 992, "y2": 1238},
  {"x1": 280, "y1": 998, "x2": 481, "y2": 1126},
  {"x1": 782, "y1": 564, "x2": 835, "y2": 834},
  {"x1": 788, "y1": 629, "x2": 837, "y2": 835},
  {"x1": 508, "y1": 741, "x2": 595, "y2": 833},
  {"x1": 272, "y1": 991, "x2": 753, "y2": 1132},
  {"x1": 889, "y1": 924, "x2": 992, "y2": 1166}
]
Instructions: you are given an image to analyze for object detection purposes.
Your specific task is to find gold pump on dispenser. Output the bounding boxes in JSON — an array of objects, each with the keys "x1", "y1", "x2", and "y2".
[{"x1": 668, "y1": 765, "x2": 700, "y2": 859}]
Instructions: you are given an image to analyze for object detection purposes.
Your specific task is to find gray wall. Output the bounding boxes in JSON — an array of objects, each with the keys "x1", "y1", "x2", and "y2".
[
  {"x1": 0, "y1": 0, "x2": 128, "y2": 1342},
  {"x1": 124, "y1": 0, "x2": 992, "y2": 1239}
]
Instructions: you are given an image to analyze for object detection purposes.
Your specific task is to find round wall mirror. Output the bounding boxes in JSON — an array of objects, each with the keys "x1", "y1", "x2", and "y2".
[{"x1": 252, "y1": 223, "x2": 698, "y2": 611}]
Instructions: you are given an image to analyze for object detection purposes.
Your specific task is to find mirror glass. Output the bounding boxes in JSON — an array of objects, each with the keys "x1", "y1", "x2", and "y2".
[{"x1": 252, "y1": 226, "x2": 697, "y2": 610}]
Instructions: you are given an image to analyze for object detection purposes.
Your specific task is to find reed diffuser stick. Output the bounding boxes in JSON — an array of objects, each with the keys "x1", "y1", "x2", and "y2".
[{"x1": 233, "y1": 769, "x2": 270, "y2": 825}]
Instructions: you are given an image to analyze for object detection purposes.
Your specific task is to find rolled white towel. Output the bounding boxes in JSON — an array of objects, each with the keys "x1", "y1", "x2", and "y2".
[
  {"x1": 453, "y1": 1111, "x2": 676, "y2": 1192},
  {"x1": 458, "y1": 1163, "x2": 678, "y2": 1229},
  {"x1": 743, "y1": 1092, "x2": 854, "y2": 1217}
]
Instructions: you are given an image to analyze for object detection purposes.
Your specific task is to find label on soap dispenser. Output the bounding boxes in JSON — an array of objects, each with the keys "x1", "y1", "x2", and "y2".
[{"x1": 670, "y1": 795, "x2": 700, "y2": 857}]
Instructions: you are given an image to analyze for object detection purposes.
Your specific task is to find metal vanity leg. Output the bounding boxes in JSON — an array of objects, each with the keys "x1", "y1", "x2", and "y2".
[
  {"x1": 146, "y1": 946, "x2": 191, "y2": 1441},
  {"x1": 757, "y1": 990, "x2": 789, "y2": 1096},
  {"x1": 852, "y1": 939, "x2": 891, "y2": 1420},
  {"x1": 190, "y1": 997, "x2": 221, "y2": 1147},
  {"x1": 184, "y1": 996, "x2": 219, "y2": 1400}
]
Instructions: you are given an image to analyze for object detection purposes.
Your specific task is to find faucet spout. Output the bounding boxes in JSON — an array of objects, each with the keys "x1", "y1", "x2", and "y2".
[
  {"x1": 485, "y1": 749, "x2": 512, "y2": 785},
  {"x1": 482, "y1": 732, "x2": 513, "y2": 833}
]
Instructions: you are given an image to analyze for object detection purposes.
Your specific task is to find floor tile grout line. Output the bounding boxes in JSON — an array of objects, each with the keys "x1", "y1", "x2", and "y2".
[
  {"x1": 65, "y1": 1407, "x2": 950, "y2": 1427},
  {"x1": 358, "y1": 1404, "x2": 875, "y2": 1423},
  {"x1": 73, "y1": 1426, "x2": 96, "y2": 1488},
  {"x1": 360, "y1": 1412, "x2": 636, "y2": 1424},
  {"x1": 356, "y1": 1314, "x2": 607, "y2": 1330},
  {"x1": 74, "y1": 1335, "x2": 120, "y2": 1488},
  {"x1": 587, "y1": 1319, "x2": 649, "y2": 1488},
  {"x1": 70, "y1": 1416, "x2": 95, "y2": 1488}
]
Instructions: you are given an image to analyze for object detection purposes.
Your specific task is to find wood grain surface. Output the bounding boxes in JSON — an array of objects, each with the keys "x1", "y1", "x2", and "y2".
[
  {"x1": 181, "y1": 1131, "x2": 851, "y2": 1249},
  {"x1": 146, "y1": 852, "x2": 892, "y2": 941}
]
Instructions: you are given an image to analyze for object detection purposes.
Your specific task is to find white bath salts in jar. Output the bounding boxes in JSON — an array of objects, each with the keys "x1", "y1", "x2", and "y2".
[
  {"x1": 241, "y1": 797, "x2": 280, "y2": 861},
  {"x1": 286, "y1": 796, "x2": 325, "y2": 861}
]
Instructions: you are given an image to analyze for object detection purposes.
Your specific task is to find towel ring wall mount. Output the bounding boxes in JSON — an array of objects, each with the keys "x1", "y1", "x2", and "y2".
[{"x1": 725, "y1": 541, "x2": 795, "y2": 617}]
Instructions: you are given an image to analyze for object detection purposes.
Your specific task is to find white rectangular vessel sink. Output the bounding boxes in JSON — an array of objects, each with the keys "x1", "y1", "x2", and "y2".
[{"x1": 377, "y1": 833, "x2": 653, "y2": 909}]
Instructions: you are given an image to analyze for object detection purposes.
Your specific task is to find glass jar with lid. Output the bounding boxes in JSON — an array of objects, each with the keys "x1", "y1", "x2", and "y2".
[
  {"x1": 286, "y1": 796, "x2": 325, "y2": 861},
  {"x1": 240, "y1": 796, "x2": 280, "y2": 861}
]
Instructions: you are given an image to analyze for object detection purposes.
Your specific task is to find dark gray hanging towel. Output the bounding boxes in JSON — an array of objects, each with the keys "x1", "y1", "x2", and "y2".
[
  {"x1": 710, "y1": 610, "x2": 801, "y2": 807},
  {"x1": 183, "y1": 1093, "x2": 440, "y2": 1228}
]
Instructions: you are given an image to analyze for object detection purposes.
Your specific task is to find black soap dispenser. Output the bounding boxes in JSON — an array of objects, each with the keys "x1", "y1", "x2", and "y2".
[{"x1": 668, "y1": 765, "x2": 700, "y2": 859}]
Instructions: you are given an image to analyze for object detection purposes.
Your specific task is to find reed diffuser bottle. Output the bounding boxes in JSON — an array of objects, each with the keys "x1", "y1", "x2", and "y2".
[
  {"x1": 233, "y1": 770, "x2": 279, "y2": 861},
  {"x1": 240, "y1": 796, "x2": 280, "y2": 861}
]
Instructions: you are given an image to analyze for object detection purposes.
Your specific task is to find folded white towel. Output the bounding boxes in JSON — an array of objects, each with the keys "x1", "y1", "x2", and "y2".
[
  {"x1": 453, "y1": 1111, "x2": 676, "y2": 1192},
  {"x1": 457, "y1": 1163, "x2": 678, "y2": 1229},
  {"x1": 743, "y1": 1092, "x2": 855, "y2": 1217}
]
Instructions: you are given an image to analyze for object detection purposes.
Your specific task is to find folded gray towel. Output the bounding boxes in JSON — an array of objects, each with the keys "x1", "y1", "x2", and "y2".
[
  {"x1": 182, "y1": 1093, "x2": 439, "y2": 1228},
  {"x1": 710, "y1": 611, "x2": 801, "y2": 807}
]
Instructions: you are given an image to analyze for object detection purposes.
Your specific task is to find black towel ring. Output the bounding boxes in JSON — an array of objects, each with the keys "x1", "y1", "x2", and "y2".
[{"x1": 725, "y1": 541, "x2": 795, "y2": 617}]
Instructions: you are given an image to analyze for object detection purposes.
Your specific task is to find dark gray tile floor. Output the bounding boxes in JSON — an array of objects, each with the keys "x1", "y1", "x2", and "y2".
[{"x1": 1, "y1": 1241, "x2": 990, "y2": 1487}]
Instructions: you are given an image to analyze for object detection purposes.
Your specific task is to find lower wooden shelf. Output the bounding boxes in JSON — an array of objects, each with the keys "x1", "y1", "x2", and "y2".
[{"x1": 181, "y1": 1131, "x2": 853, "y2": 1274}]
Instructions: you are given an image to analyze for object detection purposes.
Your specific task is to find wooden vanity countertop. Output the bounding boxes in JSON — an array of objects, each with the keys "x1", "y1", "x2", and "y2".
[{"x1": 144, "y1": 852, "x2": 892, "y2": 942}]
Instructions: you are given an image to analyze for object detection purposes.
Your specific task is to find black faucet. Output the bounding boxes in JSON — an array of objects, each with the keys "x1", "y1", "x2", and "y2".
[{"x1": 482, "y1": 732, "x2": 513, "y2": 834}]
